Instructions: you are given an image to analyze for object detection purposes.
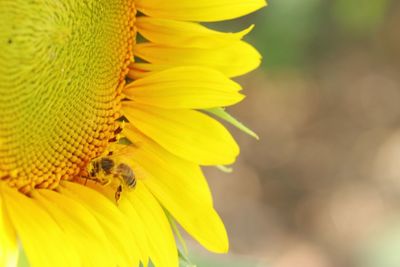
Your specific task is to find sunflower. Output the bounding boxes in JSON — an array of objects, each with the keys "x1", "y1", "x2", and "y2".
[{"x1": 0, "y1": 0, "x2": 265, "y2": 266}]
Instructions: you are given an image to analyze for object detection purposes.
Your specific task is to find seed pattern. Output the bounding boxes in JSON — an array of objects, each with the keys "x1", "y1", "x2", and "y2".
[{"x1": 0, "y1": 0, "x2": 136, "y2": 192}]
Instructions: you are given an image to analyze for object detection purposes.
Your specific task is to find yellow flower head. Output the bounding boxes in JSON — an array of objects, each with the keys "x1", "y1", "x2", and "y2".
[{"x1": 0, "y1": 0, "x2": 266, "y2": 266}]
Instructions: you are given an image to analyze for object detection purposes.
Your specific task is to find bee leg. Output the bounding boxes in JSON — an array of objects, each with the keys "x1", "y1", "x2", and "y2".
[
  {"x1": 101, "y1": 177, "x2": 112, "y2": 186},
  {"x1": 115, "y1": 185, "x2": 122, "y2": 203}
]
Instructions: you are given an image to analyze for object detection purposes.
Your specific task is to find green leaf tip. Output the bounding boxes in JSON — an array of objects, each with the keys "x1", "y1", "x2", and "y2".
[{"x1": 205, "y1": 108, "x2": 259, "y2": 140}]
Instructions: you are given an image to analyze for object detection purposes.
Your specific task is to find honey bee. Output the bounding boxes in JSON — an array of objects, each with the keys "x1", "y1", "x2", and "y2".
[{"x1": 87, "y1": 157, "x2": 136, "y2": 202}]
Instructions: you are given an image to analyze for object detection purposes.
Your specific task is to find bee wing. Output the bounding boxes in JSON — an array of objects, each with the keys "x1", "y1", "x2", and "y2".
[{"x1": 109, "y1": 144, "x2": 150, "y2": 182}]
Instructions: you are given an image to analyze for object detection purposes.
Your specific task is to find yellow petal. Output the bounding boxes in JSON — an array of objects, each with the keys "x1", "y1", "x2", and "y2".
[
  {"x1": 123, "y1": 128, "x2": 213, "y2": 206},
  {"x1": 59, "y1": 182, "x2": 140, "y2": 267},
  {"x1": 128, "y1": 65, "x2": 150, "y2": 80},
  {"x1": 121, "y1": 182, "x2": 178, "y2": 267},
  {"x1": 0, "y1": 190, "x2": 18, "y2": 267},
  {"x1": 127, "y1": 63, "x2": 166, "y2": 79},
  {"x1": 137, "y1": 17, "x2": 254, "y2": 48},
  {"x1": 118, "y1": 195, "x2": 151, "y2": 266},
  {"x1": 2, "y1": 187, "x2": 80, "y2": 267},
  {"x1": 122, "y1": 103, "x2": 239, "y2": 165},
  {"x1": 124, "y1": 66, "x2": 243, "y2": 109},
  {"x1": 122, "y1": 129, "x2": 229, "y2": 252},
  {"x1": 136, "y1": 0, "x2": 267, "y2": 22},
  {"x1": 135, "y1": 41, "x2": 262, "y2": 77},
  {"x1": 33, "y1": 190, "x2": 119, "y2": 267}
]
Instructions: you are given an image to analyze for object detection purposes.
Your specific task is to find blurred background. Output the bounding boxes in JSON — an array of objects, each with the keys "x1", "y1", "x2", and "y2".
[{"x1": 189, "y1": 1, "x2": 400, "y2": 266}]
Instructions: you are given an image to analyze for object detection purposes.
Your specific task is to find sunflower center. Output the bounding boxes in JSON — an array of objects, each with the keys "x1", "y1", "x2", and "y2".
[{"x1": 0, "y1": 1, "x2": 136, "y2": 192}]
